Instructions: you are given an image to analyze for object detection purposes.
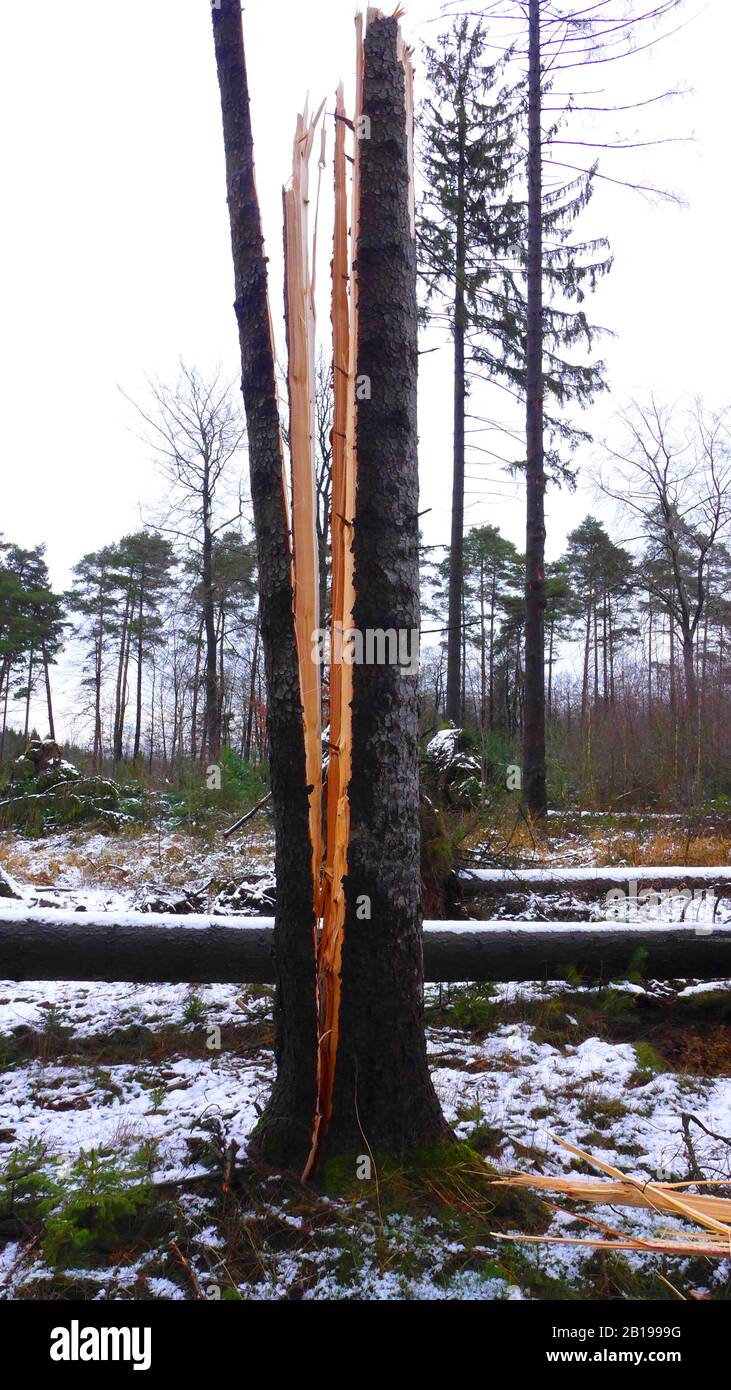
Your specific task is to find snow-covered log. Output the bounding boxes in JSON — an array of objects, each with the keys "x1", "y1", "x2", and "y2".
[
  {"x1": 0, "y1": 910, "x2": 729, "y2": 983},
  {"x1": 459, "y1": 865, "x2": 731, "y2": 899}
]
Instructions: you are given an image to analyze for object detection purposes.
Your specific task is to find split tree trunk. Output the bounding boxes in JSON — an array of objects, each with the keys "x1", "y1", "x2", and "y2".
[
  {"x1": 327, "y1": 16, "x2": 449, "y2": 1159},
  {"x1": 212, "y1": 0, "x2": 317, "y2": 1169},
  {"x1": 522, "y1": 0, "x2": 547, "y2": 817}
]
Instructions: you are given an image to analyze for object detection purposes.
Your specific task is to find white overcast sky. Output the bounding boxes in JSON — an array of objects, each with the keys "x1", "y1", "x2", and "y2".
[{"x1": 0, "y1": 0, "x2": 728, "y2": 733}]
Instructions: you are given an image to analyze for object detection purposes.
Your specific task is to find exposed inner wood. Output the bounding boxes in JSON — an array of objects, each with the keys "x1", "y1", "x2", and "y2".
[
  {"x1": 302, "y1": 45, "x2": 363, "y2": 1180},
  {"x1": 283, "y1": 102, "x2": 325, "y2": 913}
]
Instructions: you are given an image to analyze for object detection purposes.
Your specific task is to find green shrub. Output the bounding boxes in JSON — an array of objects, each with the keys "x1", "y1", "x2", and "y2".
[
  {"x1": 0, "y1": 1138, "x2": 61, "y2": 1230},
  {"x1": 42, "y1": 1147, "x2": 154, "y2": 1267}
]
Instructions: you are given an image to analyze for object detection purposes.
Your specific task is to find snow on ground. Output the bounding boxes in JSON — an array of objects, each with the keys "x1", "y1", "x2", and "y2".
[{"x1": 1, "y1": 820, "x2": 730, "y2": 1299}]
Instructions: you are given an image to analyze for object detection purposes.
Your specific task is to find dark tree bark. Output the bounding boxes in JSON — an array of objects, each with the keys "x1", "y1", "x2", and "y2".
[
  {"x1": 212, "y1": 0, "x2": 318, "y2": 1169},
  {"x1": 522, "y1": 0, "x2": 547, "y2": 816},
  {"x1": 445, "y1": 70, "x2": 467, "y2": 727},
  {"x1": 5, "y1": 913, "x2": 730, "y2": 986},
  {"x1": 327, "y1": 17, "x2": 450, "y2": 1159}
]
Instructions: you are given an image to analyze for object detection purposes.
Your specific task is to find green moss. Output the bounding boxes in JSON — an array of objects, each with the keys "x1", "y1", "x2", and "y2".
[{"x1": 633, "y1": 1041, "x2": 668, "y2": 1078}]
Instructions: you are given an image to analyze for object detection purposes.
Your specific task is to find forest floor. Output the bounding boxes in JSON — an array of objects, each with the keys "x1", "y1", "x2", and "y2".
[{"x1": 0, "y1": 810, "x2": 730, "y2": 1301}]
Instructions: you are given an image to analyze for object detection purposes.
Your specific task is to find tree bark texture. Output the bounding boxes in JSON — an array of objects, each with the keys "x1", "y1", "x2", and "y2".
[{"x1": 212, "y1": 0, "x2": 317, "y2": 1169}]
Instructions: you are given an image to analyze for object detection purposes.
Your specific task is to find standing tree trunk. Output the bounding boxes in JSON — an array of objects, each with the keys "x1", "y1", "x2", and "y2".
[
  {"x1": 445, "y1": 63, "x2": 467, "y2": 727},
  {"x1": 581, "y1": 594, "x2": 592, "y2": 726},
  {"x1": 133, "y1": 572, "x2": 145, "y2": 761},
  {"x1": 23, "y1": 644, "x2": 34, "y2": 740},
  {"x1": 547, "y1": 618, "x2": 555, "y2": 720},
  {"x1": 489, "y1": 571, "x2": 496, "y2": 731},
  {"x1": 201, "y1": 474, "x2": 221, "y2": 762},
  {"x1": 41, "y1": 642, "x2": 56, "y2": 742},
  {"x1": 190, "y1": 617, "x2": 204, "y2": 761},
  {"x1": 682, "y1": 628, "x2": 697, "y2": 717},
  {"x1": 93, "y1": 632, "x2": 103, "y2": 771},
  {"x1": 479, "y1": 557, "x2": 487, "y2": 741},
  {"x1": 523, "y1": 0, "x2": 547, "y2": 817},
  {"x1": 244, "y1": 611, "x2": 259, "y2": 763},
  {"x1": 647, "y1": 603, "x2": 653, "y2": 714},
  {"x1": 327, "y1": 16, "x2": 449, "y2": 1159},
  {"x1": 113, "y1": 592, "x2": 131, "y2": 763},
  {"x1": 0, "y1": 665, "x2": 9, "y2": 759},
  {"x1": 212, "y1": 0, "x2": 317, "y2": 1169}
]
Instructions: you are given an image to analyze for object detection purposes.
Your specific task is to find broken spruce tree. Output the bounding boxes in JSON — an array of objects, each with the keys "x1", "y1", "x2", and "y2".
[{"x1": 212, "y1": 1, "x2": 449, "y2": 1173}]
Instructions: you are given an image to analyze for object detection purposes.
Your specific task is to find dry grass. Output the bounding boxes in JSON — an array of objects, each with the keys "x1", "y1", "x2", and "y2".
[
  {"x1": 464, "y1": 811, "x2": 731, "y2": 872},
  {"x1": 0, "y1": 821, "x2": 272, "y2": 893}
]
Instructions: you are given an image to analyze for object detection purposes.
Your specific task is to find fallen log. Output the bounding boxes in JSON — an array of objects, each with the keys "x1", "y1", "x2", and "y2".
[
  {"x1": 459, "y1": 865, "x2": 731, "y2": 901},
  {"x1": 0, "y1": 910, "x2": 729, "y2": 984},
  {"x1": 222, "y1": 791, "x2": 272, "y2": 839}
]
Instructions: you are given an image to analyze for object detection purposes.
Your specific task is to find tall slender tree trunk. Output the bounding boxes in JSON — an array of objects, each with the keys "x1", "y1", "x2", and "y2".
[
  {"x1": 327, "y1": 14, "x2": 448, "y2": 1157},
  {"x1": 523, "y1": 0, "x2": 547, "y2": 816},
  {"x1": 608, "y1": 603, "x2": 616, "y2": 704},
  {"x1": 669, "y1": 613, "x2": 676, "y2": 711},
  {"x1": 0, "y1": 666, "x2": 9, "y2": 759},
  {"x1": 445, "y1": 61, "x2": 466, "y2": 727},
  {"x1": 42, "y1": 643, "x2": 55, "y2": 741},
  {"x1": 647, "y1": 605, "x2": 653, "y2": 714},
  {"x1": 593, "y1": 601, "x2": 599, "y2": 704},
  {"x1": 602, "y1": 595, "x2": 608, "y2": 704},
  {"x1": 244, "y1": 611, "x2": 259, "y2": 763},
  {"x1": 202, "y1": 481, "x2": 221, "y2": 762},
  {"x1": 113, "y1": 591, "x2": 132, "y2": 762},
  {"x1": 190, "y1": 618, "x2": 204, "y2": 760},
  {"x1": 547, "y1": 619, "x2": 555, "y2": 719},
  {"x1": 489, "y1": 572, "x2": 496, "y2": 731},
  {"x1": 218, "y1": 604, "x2": 226, "y2": 745},
  {"x1": 94, "y1": 632, "x2": 103, "y2": 771},
  {"x1": 682, "y1": 629, "x2": 697, "y2": 717},
  {"x1": 479, "y1": 558, "x2": 487, "y2": 741},
  {"x1": 212, "y1": 0, "x2": 317, "y2": 1168},
  {"x1": 460, "y1": 605, "x2": 467, "y2": 725},
  {"x1": 581, "y1": 597, "x2": 592, "y2": 726},
  {"x1": 133, "y1": 574, "x2": 145, "y2": 761},
  {"x1": 23, "y1": 644, "x2": 34, "y2": 739}
]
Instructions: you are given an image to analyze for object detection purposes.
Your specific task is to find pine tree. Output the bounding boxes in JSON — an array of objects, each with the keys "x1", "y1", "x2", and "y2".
[
  {"x1": 419, "y1": 17, "x2": 522, "y2": 726},
  {"x1": 69, "y1": 548, "x2": 120, "y2": 768},
  {"x1": 462, "y1": 525, "x2": 522, "y2": 739},
  {"x1": 0, "y1": 543, "x2": 65, "y2": 748}
]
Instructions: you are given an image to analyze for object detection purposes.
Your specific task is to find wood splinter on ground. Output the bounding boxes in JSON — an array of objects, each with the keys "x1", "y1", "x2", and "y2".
[{"x1": 493, "y1": 1135, "x2": 731, "y2": 1259}]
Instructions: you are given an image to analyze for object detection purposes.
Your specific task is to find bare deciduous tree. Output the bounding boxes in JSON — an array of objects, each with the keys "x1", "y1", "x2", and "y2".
[
  {"x1": 126, "y1": 364, "x2": 246, "y2": 762},
  {"x1": 599, "y1": 399, "x2": 731, "y2": 720}
]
